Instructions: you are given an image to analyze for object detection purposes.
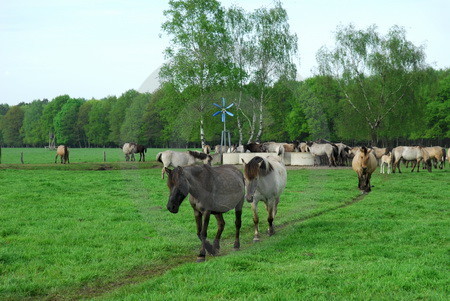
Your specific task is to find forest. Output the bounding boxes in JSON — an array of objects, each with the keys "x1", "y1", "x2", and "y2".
[{"x1": 0, "y1": 0, "x2": 449, "y2": 148}]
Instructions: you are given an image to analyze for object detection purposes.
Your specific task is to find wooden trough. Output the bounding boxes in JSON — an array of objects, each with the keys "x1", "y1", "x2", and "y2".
[{"x1": 222, "y1": 152, "x2": 314, "y2": 166}]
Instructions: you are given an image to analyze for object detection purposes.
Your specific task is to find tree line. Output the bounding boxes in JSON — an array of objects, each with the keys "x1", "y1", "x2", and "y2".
[{"x1": 1, "y1": 0, "x2": 449, "y2": 148}]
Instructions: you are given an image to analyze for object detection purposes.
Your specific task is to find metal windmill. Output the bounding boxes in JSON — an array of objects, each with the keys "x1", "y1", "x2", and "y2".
[{"x1": 212, "y1": 98, "x2": 234, "y2": 155}]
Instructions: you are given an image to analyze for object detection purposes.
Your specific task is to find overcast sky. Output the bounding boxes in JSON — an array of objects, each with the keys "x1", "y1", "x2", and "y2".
[{"x1": 1, "y1": 0, "x2": 449, "y2": 106}]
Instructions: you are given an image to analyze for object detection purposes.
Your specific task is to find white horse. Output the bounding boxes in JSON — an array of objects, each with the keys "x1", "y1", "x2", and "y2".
[
  {"x1": 123, "y1": 143, "x2": 137, "y2": 161},
  {"x1": 156, "y1": 150, "x2": 212, "y2": 179},
  {"x1": 391, "y1": 146, "x2": 431, "y2": 173},
  {"x1": 241, "y1": 154, "x2": 287, "y2": 242},
  {"x1": 307, "y1": 142, "x2": 337, "y2": 167},
  {"x1": 380, "y1": 153, "x2": 392, "y2": 174}
]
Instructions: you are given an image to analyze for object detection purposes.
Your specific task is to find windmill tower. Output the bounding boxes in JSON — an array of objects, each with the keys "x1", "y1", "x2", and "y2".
[{"x1": 212, "y1": 98, "x2": 234, "y2": 157}]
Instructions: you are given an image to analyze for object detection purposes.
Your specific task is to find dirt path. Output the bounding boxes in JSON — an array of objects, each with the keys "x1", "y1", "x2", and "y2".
[{"x1": 45, "y1": 192, "x2": 367, "y2": 301}]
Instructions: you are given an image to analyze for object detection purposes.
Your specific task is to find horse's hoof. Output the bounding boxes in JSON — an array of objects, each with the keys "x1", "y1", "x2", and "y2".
[{"x1": 196, "y1": 256, "x2": 206, "y2": 263}]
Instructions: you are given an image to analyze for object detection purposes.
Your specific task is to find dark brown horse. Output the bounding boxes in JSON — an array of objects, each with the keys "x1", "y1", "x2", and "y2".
[
  {"x1": 244, "y1": 142, "x2": 266, "y2": 153},
  {"x1": 135, "y1": 144, "x2": 147, "y2": 162},
  {"x1": 165, "y1": 164, "x2": 245, "y2": 262},
  {"x1": 55, "y1": 145, "x2": 69, "y2": 164}
]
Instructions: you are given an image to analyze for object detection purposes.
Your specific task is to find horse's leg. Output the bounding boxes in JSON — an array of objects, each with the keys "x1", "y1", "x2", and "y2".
[
  {"x1": 251, "y1": 201, "x2": 260, "y2": 242},
  {"x1": 55, "y1": 154, "x2": 58, "y2": 164},
  {"x1": 161, "y1": 167, "x2": 165, "y2": 179},
  {"x1": 364, "y1": 174, "x2": 372, "y2": 193},
  {"x1": 192, "y1": 207, "x2": 203, "y2": 241},
  {"x1": 267, "y1": 198, "x2": 279, "y2": 236},
  {"x1": 201, "y1": 210, "x2": 216, "y2": 257},
  {"x1": 143, "y1": 152, "x2": 145, "y2": 162},
  {"x1": 212, "y1": 213, "x2": 225, "y2": 253},
  {"x1": 234, "y1": 210, "x2": 242, "y2": 250}
]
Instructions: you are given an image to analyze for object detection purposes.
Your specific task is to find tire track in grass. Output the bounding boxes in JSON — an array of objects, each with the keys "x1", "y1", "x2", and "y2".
[{"x1": 46, "y1": 191, "x2": 368, "y2": 301}]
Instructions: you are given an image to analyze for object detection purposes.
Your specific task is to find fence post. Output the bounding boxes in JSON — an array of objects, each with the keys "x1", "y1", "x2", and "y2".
[
  {"x1": 103, "y1": 151, "x2": 106, "y2": 162},
  {"x1": 21, "y1": 152, "x2": 24, "y2": 164}
]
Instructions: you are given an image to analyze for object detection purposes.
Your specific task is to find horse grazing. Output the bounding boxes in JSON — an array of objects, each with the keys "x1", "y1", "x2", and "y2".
[
  {"x1": 123, "y1": 143, "x2": 137, "y2": 161},
  {"x1": 391, "y1": 146, "x2": 431, "y2": 173},
  {"x1": 307, "y1": 142, "x2": 337, "y2": 167},
  {"x1": 424, "y1": 146, "x2": 446, "y2": 169},
  {"x1": 156, "y1": 150, "x2": 212, "y2": 179},
  {"x1": 380, "y1": 153, "x2": 392, "y2": 174},
  {"x1": 135, "y1": 144, "x2": 147, "y2": 162},
  {"x1": 352, "y1": 146, "x2": 377, "y2": 193},
  {"x1": 165, "y1": 164, "x2": 245, "y2": 262},
  {"x1": 55, "y1": 145, "x2": 69, "y2": 164},
  {"x1": 242, "y1": 155, "x2": 287, "y2": 242}
]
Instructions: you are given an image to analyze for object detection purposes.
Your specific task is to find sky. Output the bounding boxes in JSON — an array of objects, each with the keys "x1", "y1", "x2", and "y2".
[{"x1": 1, "y1": 0, "x2": 449, "y2": 106}]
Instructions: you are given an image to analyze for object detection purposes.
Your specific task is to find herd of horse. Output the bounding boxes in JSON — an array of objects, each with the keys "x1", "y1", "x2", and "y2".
[
  {"x1": 51, "y1": 141, "x2": 447, "y2": 261},
  {"x1": 158, "y1": 140, "x2": 448, "y2": 261}
]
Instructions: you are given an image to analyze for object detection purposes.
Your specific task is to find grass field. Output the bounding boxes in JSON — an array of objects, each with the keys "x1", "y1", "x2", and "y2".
[{"x1": 0, "y1": 148, "x2": 448, "y2": 300}]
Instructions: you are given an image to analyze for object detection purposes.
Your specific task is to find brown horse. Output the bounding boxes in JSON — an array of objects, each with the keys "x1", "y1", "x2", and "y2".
[
  {"x1": 165, "y1": 164, "x2": 245, "y2": 262},
  {"x1": 55, "y1": 145, "x2": 69, "y2": 164},
  {"x1": 424, "y1": 146, "x2": 445, "y2": 169},
  {"x1": 135, "y1": 144, "x2": 147, "y2": 162},
  {"x1": 352, "y1": 147, "x2": 377, "y2": 193}
]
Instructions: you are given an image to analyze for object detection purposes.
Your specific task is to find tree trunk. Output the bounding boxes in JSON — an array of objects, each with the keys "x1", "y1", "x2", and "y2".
[
  {"x1": 200, "y1": 116, "x2": 205, "y2": 148},
  {"x1": 255, "y1": 90, "x2": 264, "y2": 142}
]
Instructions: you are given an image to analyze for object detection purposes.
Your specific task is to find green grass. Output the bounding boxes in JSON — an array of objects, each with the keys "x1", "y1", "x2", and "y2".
[
  {"x1": 0, "y1": 147, "x2": 193, "y2": 165},
  {"x1": 0, "y1": 154, "x2": 448, "y2": 300}
]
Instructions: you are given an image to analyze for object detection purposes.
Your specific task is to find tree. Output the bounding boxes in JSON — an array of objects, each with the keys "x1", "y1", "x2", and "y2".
[
  {"x1": 120, "y1": 93, "x2": 151, "y2": 144},
  {"x1": 53, "y1": 98, "x2": 84, "y2": 146},
  {"x1": 161, "y1": 0, "x2": 232, "y2": 147},
  {"x1": 250, "y1": 1, "x2": 298, "y2": 141},
  {"x1": 109, "y1": 91, "x2": 136, "y2": 145},
  {"x1": 317, "y1": 24, "x2": 427, "y2": 143},
  {"x1": 1, "y1": 105, "x2": 25, "y2": 146},
  {"x1": 77, "y1": 100, "x2": 94, "y2": 147},
  {"x1": 21, "y1": 100, "x2": 46, "y2": 146},
  {"x1": 40, "y1": 95, "x2": 70, "y2": 147},
  {"x1": 86, "y1": 100, "x2": 111, "y2": 147}
]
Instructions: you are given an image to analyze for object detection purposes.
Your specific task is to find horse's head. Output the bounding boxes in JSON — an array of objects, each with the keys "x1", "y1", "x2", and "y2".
[
  {"x1": 165, "y1": 167, "x2": 189, "y2": 213},
  {"x1": 242, "y1": 157, "x2": 272, "y2": 203},
  {"x1": 358, "y1": 147, "x2": 372, "y2": 173}
]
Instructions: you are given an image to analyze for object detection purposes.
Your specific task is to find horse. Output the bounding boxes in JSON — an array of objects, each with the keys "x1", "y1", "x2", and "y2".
[
  {"x1": 243, "y1": 142, "x2": 266, "y2": 153},
  {"x1": 335, "y1": 142, "x2": 351, "y2": 166},
  {"x1": 55, "y1": 145, "x2": 69, "y2": 164},
  {"x1": 241, "y1": 153, "x2": 287, "y2": 242},
  {"x1": 391, "y1": 146, "x2": 431, "y2": 173},
  {"x1": 299, "y1": 142, "x2": 309, "y2": 152},
  {"x1": 371, "y1": 146, "x2": 391, "y2": 165},
  {"x1": 380, "y1": 153, "x2": 392, "y2": 174},
  {"x1": 165, "y1": 164, "x2": 245, "y2": 262},
  {"x1": 156, "y1": 150, "x2": 212, "y2": 179},
  {"x1": 423, "y1": 146, "x2": 446, "y2": 169},
  {"x1": 352, "y1": 146, "x2": 377, "y2": 193},
  {"x1": 283, "y1": 141, "x2": 299, "y2": 152},
  {"x1": 135, "y1": 144, "x2": 147, "y2": 162},
  {"x1": 306, "y1": 142, "x2": 337, "y2": 167},
  {"x1": 202, "y1": 145, "x2": 211, "y2": 154},
  {"x1": 123, "y1": 143, "x2": 137, "y2": 161},
  {"x1": 214, "y1": 145, "x2": 228, "y2": 154}
]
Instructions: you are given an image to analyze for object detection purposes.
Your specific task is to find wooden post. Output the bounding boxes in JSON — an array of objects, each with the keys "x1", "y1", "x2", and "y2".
[
  {"x1": 103, "y1": 151, "x2": 106, "y2": 162},
  {"x1": 21, "y1": 152, "x2": 24, "y2": 164}
]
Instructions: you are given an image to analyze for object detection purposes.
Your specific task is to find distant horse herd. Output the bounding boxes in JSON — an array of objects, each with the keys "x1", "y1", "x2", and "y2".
[{"x1": 51, "y1": 140, "x2": 447, "y2": 261}]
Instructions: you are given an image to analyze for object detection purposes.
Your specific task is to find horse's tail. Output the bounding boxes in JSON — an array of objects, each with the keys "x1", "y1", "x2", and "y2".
[
  {"x1": 442, "y1": 148, "x2": 446, "y2": 168},
  {"x1": 144, "y1": 147, "x2": 147, "y2": 153},
  {"x1": 156, "y1": 152, "x2": 163, "y2": 163}
]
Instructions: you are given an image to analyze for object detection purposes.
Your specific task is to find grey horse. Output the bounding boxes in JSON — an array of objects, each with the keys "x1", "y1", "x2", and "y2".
[{"x1": 165, "y1": 164, "x2": 245, "y2": 262}]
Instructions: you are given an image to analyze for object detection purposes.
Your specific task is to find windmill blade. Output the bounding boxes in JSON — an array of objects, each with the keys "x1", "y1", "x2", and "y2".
[
  {"x1": 222, "y1": 98, "x2": 226, "y2": 107},
  {"x1": 221, "y1": 113, "x2": 226, "y2": 122},
  {"x1": 213, "y1": 103, "x2": 222, "y2": 109},
  {"x1": 212, "y1": 111, "x2": 222, "y2": 116},
  {"x1": 226, "y1": 103, "x2": 234, "y2": 109},
  {"x1": 226, "y1": 111, "x2": 234, "y2": 117}
]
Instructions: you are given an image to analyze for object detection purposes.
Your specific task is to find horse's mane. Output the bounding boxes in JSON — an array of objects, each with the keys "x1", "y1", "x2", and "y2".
[
  {"x1": 244, "y1": 156, "x2": 273, "y2": 180},
  {"x1": 189, "y1": 150, "x2": 210, "y2": 160}
]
